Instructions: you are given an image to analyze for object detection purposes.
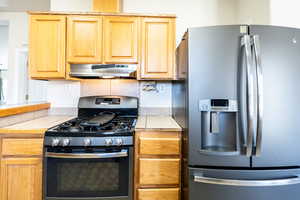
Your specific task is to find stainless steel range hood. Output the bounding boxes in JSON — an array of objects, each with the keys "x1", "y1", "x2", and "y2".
[{"x1": 70, "y1": 64, "x2": 137, "y2": 79}]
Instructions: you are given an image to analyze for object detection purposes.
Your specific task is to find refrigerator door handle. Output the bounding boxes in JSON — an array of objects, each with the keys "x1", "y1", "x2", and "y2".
[
  {"x1": 194, "y1": 175, "x2": 300, "y2": 187},
  {"x1": 253, "y1": 35, "x2": 263, "y2": 156},
  {"x1": 241, "y1": 35, "x2": 256, "y2": 157}
]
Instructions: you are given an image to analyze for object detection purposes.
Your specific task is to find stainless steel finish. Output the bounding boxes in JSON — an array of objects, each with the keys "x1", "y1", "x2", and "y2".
[
  {"x1": 70, "y1": 64, "x2": 137, "y2": 78},
  {"x1": 83, "y1": 138, "x2": 92, "y2": 147},
  {"x1": 51, "y1": 138, "x2": 60, "y2": 147},
  {"x1": 78, "y1": 96, "x2": 138, "y2": 109},
  {"x1": 199, "y1": 99, "x2": 238, "y2": 112},
  {"x1": 45, "y1": 136, "x2": 133, "y2": 147},
  {"x1": 115, "y1": 138, "x2": 123, "y2": 146},
  {"x1": 253, "y1": 35, "x2": 263, "y2": 156},
  {"x1": 241, "y1": 35, "x2": 256, "y2": 157},
  {"x1": 105, "y1": 138, "x2": 113, "y2": 146},
  {"x1": 198, "y1": 149, "x2": 239, "y2": 156},
  {"x1": 45, "y1": 149, "x2": 128, "y2": 159},
  {"x1": 62, "y1": 138, "x2": 70, "y2": 147},
  {"x1": 44, "y1": 136, "x2": 133, "y2": 147},
  {"x1": 194, "y1": 174, "x2": 300, "y2": 187},
  {"x1": 210, "y1": 112, "x2": 220, "y2": 133}
]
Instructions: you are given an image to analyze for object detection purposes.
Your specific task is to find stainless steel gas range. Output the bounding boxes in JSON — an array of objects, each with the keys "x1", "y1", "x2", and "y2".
[{"x1": 43, "y1": 96, "x2": 138, "y2": 200}]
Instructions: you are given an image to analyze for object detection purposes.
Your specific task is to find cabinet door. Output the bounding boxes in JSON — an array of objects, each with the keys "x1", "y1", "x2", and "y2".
[
  {"x1": 139, "y1": 132, "x2": 180, "y2": 156},
  {"x1": 140, "y1": 18, "x2": 175, "y2": 80},
  {"x1": 138, "y1": 188, "x2": 180, "y2": 200},
  {"x1": 67, "y1": 16, "x2": 103, "y2": 63},
  {"x1": 139, "y1": 158, "x2": 180, "y2": 186},
  {"x1": 0, "y1": 157, "x2": 42, "y2": 200},
  {"x1": 104, "y1": 16, "x2": 138, "y2": 63},
  {"x1": 29, "y1": 15, "x2": 66, "y2": 79}
]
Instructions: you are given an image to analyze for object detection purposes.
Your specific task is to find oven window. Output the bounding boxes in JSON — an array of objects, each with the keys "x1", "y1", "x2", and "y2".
[{"x1": 46, "y1": 152, "x2": 130, "y2": 198}]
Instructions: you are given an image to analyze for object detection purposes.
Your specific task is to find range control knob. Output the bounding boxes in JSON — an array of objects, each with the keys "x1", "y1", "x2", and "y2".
[
  {"x1": 84, "y1": 138, "x2": 92, "y2": 147},
  {"x1": 62, "y1": 138, "x2": 70, "y2": 147},
  {"x1": 105, "y1": 138, "x2": 113, "y2": 146},
  {"x1": 51, "y1": 138, "x2": 60, "y2": 147},
  {"x1": 115, "y1": 138, "x2": 123, "y2": 146}
]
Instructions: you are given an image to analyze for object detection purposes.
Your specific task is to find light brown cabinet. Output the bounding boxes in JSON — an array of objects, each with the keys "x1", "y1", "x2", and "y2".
[
  {"x1": 67, "y1": 16, "x2": 103, "y2": 63},
  {"x1": 93, "y1": 0, "x2": 123, "y2": 13},
  {"x1": 139, "y1": 158, "x2": 180, "y2": 185},
  {"x1": 176, "y1": 32, "x2": 188, "y2": 80},
  {"x1": 0, "y1": 157, "x2": 42, "y2": 200},
  {"x1": 103, "y1": 16, "x2": 139, "y2": 63},
  {"x1": 0, "y1": 138, "x2": 43, "y2": 200},
  {"x1": 29, "y1": 13, "x2": 176, "y2": 80},
  {"x1": 135, "y1": 131, "x2": 181, "y2": 200},
  {"x1": 29, "y1": 15, "x2": 66, "y2": 79},
  {"x1": 140, "y1": 17, "x2": 176, "y2": 80},
  {"x1": 138, "y1": 188, "x2": 180, "y2": 200}
]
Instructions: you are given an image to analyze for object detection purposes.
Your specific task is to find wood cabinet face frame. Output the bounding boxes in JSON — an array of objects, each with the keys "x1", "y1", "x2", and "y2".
[{"x1": 134, "y1": 131, "x2": 181, "y2": 200}]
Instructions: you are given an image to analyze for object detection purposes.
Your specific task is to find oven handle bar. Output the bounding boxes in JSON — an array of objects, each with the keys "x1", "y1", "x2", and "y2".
[{"x1": 45, "y1": 149, "x2": 128, "y2": 159}]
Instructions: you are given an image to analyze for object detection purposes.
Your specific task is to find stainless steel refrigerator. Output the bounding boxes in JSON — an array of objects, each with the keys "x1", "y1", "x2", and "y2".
[{"x1": 172, "y1": 25, "x2": 300, "y2": 200}]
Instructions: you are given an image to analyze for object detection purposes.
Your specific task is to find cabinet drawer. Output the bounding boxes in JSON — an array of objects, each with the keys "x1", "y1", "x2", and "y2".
[
  {"x1": 139, "y1": 137, "x2": 180, "y2": 155},
  {"x1": 2, "y1": 139, "x2": 43, "y2": 156},
  {"x1": 138, "y1": 188, "x2": 180, "y2": 200},
  {"x1": 139, "y1": 158, "x2": 180, "y2": 185}
]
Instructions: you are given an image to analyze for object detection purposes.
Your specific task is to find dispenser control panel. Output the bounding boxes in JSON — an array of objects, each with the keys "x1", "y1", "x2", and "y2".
[{"x1": 199, "y1": 99, "x2": 238, "y2": 112}]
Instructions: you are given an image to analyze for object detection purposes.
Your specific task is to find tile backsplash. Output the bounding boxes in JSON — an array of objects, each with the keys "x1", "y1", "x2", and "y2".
[{"x1": 47, "y1": 80, "x2": 172, "y2": 115}]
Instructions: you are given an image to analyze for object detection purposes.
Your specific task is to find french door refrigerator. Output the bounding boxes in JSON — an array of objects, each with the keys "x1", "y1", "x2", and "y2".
[{"x1": 172, "y1": 25, "x2": 300, "y2": 200}]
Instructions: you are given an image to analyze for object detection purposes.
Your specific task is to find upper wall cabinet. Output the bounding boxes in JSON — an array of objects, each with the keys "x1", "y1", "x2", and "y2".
[
  {"x1": 67, "y1": 16, "x2": 103, "y2": 64},
  {"x1": 29, "y1": 15, "x2": 66, "y2": 79},
  {"x1": 103, "y1": 16, "x2": 139, "y2": 64},
  {"x1": 140, "y1": 17, "x2": 176, "y2": 80},
  {"x1": 28, "y1": 12, "x2": 176, "y2": 80}
]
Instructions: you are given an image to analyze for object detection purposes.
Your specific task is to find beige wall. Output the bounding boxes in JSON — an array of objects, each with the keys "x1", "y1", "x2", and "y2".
[{"x1": 236, "y1": 0, "x2": 271, "y2": 24}]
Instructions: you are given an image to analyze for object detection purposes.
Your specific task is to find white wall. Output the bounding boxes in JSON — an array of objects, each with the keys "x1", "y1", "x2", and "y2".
[
  {"x1": 51, "y1": 0, "x2": 92, "y2": 11},
  {"x1": 236, "y1": 0, "x2": 270, "y2": 24},
  {"x1": 270, "y1": 0, "x2": 300, "y2": 28}
]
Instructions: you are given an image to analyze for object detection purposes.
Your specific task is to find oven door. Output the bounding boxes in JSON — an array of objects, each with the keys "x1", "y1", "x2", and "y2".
[{"x1": 44, "y1": 147, "x2": 133, "y2": 200}]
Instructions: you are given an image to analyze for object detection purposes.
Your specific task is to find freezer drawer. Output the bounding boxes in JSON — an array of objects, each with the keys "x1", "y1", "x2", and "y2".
[{"x1": 189, "y1": 168, "x2": 300, "y2": 200}]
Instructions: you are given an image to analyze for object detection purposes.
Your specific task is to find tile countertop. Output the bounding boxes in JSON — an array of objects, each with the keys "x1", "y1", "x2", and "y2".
[
  {"x1": 0, "y1": 115, "x2": 75, "y2": 136},
  {"x1": 135, "y1": 116, "x2": 182, "y2": 132},
  {"x1": 0, "y1": 115, "x2": 181, "y2": 137}
]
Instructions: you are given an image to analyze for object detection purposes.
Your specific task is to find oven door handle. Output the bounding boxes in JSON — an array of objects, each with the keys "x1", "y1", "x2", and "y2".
[{"x1": 45, "y1": 149, "x2": 128, "y2": 159}]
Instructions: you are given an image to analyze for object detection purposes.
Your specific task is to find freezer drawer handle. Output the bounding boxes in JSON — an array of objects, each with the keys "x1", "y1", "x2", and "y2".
[
  {"x1": 45, "y1": 149, "x2": 128, "y2": 159},
  {"x1": 194, "y1": 175, "x2": 300, "y2": 187}
]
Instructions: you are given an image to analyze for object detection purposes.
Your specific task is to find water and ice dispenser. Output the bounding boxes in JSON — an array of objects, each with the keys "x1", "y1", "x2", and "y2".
[{"x1": 199, "y1": 99, "x2": 239, "y2": 155}]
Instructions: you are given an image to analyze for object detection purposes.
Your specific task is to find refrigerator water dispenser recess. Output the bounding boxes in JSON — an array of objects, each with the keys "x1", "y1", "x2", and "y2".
[{"x1": 199, "y1": 99, "x2": 239, "y2": 155}]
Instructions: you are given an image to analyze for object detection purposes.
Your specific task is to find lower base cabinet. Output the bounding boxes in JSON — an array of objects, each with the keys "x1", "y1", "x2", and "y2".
[
  {"x1": 0, "y1": 157, "x2": 42, "y2": 200},
  {"x1": 135, "y1": 131, "x2": 181, "y2": 200},
  {"x1": 0, "y1": 137, "x2": 43, "y2": 200},
  {"x1": 138, "y1": 188, "x2": 180, "y2": 200}
]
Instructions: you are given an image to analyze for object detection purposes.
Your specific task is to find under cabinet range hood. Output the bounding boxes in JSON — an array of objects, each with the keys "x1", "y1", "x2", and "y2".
[{"x1": 70, "y1": 64, "x2": 137, "y2": 79}]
